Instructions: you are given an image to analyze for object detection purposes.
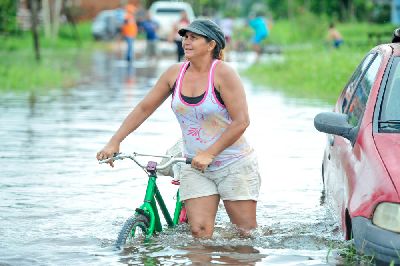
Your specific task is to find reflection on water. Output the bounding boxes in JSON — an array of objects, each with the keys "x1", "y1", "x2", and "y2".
[{"x1": 0, "y1": 50, "x2": 344, "y2": 265}]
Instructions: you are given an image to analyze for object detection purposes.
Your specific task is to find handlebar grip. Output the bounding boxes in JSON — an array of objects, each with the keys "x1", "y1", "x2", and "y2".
[{"x1": 185, "y1": 158, "x2": 192, "y2": 164}]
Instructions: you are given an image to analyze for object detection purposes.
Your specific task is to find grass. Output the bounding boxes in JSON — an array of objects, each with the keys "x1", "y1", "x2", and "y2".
[
  {"x1": 0, "y1": 22, "x2": 98, "y2": 92},
  {"x1": 0, "y1": 50, "x2": 85, "y2": 91},
  {"x1": 243, "y1": 45, "x2": 366, "y2": 104},
  {"x1": 241, "y1": 19, "x2": 396, "y2": 104}
]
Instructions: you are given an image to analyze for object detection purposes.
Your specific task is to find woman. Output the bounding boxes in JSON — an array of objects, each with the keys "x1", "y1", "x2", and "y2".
[{"x1": 97, "y1": 19, "x2": 261, "y2": 238}]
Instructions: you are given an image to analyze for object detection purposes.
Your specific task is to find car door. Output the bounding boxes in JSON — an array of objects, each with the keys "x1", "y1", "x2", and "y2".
[{"x1": 325, "y1": 52, "x2": 382, "y2": 233}]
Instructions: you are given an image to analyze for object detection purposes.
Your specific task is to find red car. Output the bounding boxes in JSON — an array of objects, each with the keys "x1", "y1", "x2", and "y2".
[{"x1": 314, "y1": 31, "x2": 400, "y2": 264}]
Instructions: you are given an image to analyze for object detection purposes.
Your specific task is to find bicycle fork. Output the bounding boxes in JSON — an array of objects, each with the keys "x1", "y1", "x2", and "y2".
[{"x1": 137, "y1": 174, "x2": 180, "y2": 239}]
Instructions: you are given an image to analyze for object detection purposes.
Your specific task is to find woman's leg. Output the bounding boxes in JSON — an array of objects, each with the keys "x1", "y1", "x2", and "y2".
[
  {"x1": 184, "y1": 195, "x2": 220, "y2": 238},
  {"x1": 223, "y1": 200, "x2": 257, "y2": 235}
]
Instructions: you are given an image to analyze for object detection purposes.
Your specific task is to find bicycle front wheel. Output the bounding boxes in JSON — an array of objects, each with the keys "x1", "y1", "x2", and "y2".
[{"x1": 116, "y1": 214, "x2": 150, "y2": 248}]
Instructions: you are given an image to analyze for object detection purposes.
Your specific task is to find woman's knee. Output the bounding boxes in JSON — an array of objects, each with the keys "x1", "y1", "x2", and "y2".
[{"x1": 190, "y1": 223, "x2": 213, "y2": 238}]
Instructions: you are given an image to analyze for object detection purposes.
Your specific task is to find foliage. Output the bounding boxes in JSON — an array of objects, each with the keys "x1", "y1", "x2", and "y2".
[
  {"x1": 0, "y1": 0, "x2": 18, "y2": 34},
  {"x1": 185, "y1": 0, "x2": 389, "y2": 24},
  {"x1": 267, "y1": 10, "x2": 329, "y2": 45},
  {"x1": 336, "y1": 241, "x2": 375, "y2": 265},
  {"x1": 261, "y1": 0, "x2": 387, "y2": 23}
]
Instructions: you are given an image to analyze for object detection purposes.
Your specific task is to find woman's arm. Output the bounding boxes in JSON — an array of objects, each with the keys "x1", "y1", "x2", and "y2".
[
  {"x1": 96, "y1": 64, "x2": 180, "y2": 165},
  {"x1": 193, "y1": 62, "x2": 250, "y2": 171}
]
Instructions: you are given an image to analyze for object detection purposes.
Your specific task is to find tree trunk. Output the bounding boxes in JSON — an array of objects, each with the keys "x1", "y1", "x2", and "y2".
[
  {"x1": 52, "y1": 0, "x2": 62, "y2": 39},
  {"x1": 304, "y1": 0, "x2": 310, "y2": 11},
  {"x1": 340, "y1": 0, "x2": 347, "y2": 21},
  {"x1": 42, "y1": 0, "x2": 51, "y2": 38},
  {"x1": 63, "y1": 0, "x2": 81, "y2": 46},
  {"x1": 30, "y1": 0, "x2": 40, "y2": 62},
  {"x1": 287, "y1": 0, "x2": 293, "y2": 20},
  {"x1": 349, "y1": 0, "x2": 355, "y2": 22}
]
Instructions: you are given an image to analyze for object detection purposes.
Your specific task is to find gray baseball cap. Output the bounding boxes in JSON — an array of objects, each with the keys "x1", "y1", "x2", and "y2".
[{"x1": 178, "y1": 19, "x2": 226, "y2": 49}]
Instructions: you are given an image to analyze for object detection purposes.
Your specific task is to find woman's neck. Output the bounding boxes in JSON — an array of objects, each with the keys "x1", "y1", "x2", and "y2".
[{"x1": 188, "y1": 57, "x2": 214, "y2": 73}]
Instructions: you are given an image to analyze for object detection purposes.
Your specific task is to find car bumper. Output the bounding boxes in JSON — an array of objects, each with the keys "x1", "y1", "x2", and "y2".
[{"x1": 352, "y1": 216, "x2": 400, "y2": 264}]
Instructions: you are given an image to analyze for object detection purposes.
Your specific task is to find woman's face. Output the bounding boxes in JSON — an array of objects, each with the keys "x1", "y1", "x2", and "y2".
[{"x1": 182, "y1": 32, "x2": 214, "y2": 59}]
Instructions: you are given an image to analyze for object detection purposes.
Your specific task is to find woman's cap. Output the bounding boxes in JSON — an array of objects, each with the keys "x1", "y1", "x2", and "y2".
[{"x1": 178, "y1": 19, "x2": 226, "y2": 49}]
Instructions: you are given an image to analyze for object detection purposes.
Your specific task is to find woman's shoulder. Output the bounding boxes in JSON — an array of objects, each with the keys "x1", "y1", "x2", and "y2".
[
  {"x1": 214, "y1": 61, "x2": 241, "y2": 90},
  {"x1": 164, "y1": 62, "x2": 186, "y2": 76},
  {"x1": 215, "y1": 60, "x2": 236, "y2": 76},
  {"x1": 161, "y1": 62, "x2": 187, "y2": 86}
]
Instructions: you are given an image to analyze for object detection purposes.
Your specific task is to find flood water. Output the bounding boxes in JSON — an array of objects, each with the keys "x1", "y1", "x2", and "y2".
[{"x1": 0, "y1": 49, "x2": 344, "y2": 265}]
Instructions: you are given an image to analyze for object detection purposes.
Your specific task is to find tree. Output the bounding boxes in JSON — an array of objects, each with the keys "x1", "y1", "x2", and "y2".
[
  {"x1": 42, "y1": 0, "x2": 62, "y2": 39},
  {"x1": 29, "y1": 0, "x2": 41, "y2": 62},
  {"x1": 0, "y1": 0, "x2": 18, "y2": 34}
]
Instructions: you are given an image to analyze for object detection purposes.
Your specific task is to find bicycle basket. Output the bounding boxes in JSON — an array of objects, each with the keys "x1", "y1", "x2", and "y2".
[{"x1": 158, "y1": 138, "x2": 184, "y2": 178}]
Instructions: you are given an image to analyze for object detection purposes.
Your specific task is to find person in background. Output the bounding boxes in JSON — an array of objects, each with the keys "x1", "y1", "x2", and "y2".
[
  {"x1": 121, "y1": 4, "x2": 138, "y2": 62},
  {"x1": 139, "y1": 11, "x2": 159, "y2": 62},
  {"x1": 248, "y1": 11, "x2": 268, "y2": 61},
  {"x1": 219, "y1": 13, "x2": 234, "y2": 60},
  {"x1": 169, "y1": 11, "x2": 190, "y2": 62},
  {"x1": 97, "y1": 19, "x2": 261, "y2": 238},
  {"x1": 327, "y1": 23, "x2": 344, "y2": 49}
]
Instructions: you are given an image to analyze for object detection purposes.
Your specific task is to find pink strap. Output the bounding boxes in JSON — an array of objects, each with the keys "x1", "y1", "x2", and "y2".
[
  {"x1": 174, "y1": 62, "x2": 190, "y2": 96},
  {"x1": 208, "y1": 59, "x2": 219, "y2": 93}
]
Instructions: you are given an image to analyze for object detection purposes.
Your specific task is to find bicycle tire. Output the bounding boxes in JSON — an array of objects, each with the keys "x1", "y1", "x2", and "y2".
[{"x1": 115, "y1": 214, "x2": 150, "y2": 248}]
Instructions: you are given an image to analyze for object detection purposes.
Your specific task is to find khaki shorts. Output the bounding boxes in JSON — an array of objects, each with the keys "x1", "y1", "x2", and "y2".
[{"x1": 179, "y1": 152, "x2": 261, "y2": 201}]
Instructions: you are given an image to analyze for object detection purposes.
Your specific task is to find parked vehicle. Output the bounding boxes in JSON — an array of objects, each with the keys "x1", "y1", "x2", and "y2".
[
  {"x1": 148, "y1": 1, "x2": 195, "y2": 40},
  {"x1": 314, "y1": 29, "x2": 400, "y2": 264},
  {"x1": 92, "y1": 9, "x2": 123, "y2": 40}
]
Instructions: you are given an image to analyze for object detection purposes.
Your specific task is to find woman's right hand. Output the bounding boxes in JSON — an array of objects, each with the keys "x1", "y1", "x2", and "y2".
[{"x1": 96, "y1": 142, "x2": 120, "y2": 167}]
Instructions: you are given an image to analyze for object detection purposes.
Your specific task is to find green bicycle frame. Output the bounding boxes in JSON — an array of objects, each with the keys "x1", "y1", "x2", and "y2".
[{"x1": 137, "y1": 172, "x2": 183, "y2": 239}]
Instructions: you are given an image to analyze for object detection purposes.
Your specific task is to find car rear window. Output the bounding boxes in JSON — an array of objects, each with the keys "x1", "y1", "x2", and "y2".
[{"x1": 156, "y1": 8, "x2": 184, "y2": 14}]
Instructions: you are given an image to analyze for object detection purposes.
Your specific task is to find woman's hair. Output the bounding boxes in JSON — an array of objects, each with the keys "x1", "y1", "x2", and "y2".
[{"x1": 205, "y1": 37, "x2": 224, "y2": 60}]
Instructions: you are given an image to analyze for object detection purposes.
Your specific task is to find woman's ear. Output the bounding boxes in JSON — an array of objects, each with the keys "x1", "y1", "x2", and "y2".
[{"x1": 208, "y1": 40, "x2": 217, "y2": 51}]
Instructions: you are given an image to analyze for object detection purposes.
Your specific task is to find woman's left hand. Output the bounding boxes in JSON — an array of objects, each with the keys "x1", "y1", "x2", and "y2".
[{"x1": 192, "y1": 151, "x2": 214, "y2": 172}]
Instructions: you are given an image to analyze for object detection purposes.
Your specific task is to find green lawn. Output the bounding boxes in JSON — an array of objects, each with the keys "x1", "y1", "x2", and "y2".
[
  {"x1": 243, "y1": 46, "x2": 366, "y2": 103},
  {"x1": 242, "y1": 20, "x2": 395, "y2": 104},
  {"x1": 0, "y1": 22, "x2": 97, "y2": 91}
]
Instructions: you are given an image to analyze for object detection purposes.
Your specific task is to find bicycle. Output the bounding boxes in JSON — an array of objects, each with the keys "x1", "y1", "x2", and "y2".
[{"x1": 99, "y1": 152, "x2": 191, "y2": 248}]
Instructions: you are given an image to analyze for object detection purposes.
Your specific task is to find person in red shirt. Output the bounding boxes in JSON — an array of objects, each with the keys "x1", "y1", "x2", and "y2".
[{"x1": 121, "y1": 4, "x2": 138, "y2": 62}]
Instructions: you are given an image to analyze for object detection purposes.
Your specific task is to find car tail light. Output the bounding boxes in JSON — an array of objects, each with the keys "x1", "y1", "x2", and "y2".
[{"x1": 372, "y1": 202, "x2": 400, "y2": 233}]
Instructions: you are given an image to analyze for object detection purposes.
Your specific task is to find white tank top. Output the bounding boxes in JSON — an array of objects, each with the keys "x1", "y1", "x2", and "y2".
[{"x1": 171, "y1": 60, "x2": 253, "y2": 171}]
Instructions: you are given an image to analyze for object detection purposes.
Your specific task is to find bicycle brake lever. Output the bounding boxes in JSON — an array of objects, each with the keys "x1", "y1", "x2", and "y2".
[{"x1": 99, "y1": 153, "x2": 122, "y2": 164}]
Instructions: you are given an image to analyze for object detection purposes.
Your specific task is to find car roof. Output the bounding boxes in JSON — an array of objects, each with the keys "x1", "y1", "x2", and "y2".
[
  {"x1": 95, "y1": 10, "x2": 116, "y2": 18},
  {"x1": 150, "y1": 1, "x2": 192, "y2": 9}
]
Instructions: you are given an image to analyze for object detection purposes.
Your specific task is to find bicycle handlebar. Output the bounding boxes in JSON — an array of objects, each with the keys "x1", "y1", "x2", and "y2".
[{"x1": 98, "y1": 152, "x2": 192, "y2": 171}]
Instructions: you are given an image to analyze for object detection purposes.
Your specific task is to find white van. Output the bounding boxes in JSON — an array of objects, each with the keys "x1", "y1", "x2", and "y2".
[{"x1": 149, "y1": 1, "x2": 195, "y2": 40}]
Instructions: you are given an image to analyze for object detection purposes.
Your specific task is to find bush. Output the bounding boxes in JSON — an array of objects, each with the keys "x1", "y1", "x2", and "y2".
[{"x1": 0, "y1": 0, "x2": 18, "y2": 34}]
